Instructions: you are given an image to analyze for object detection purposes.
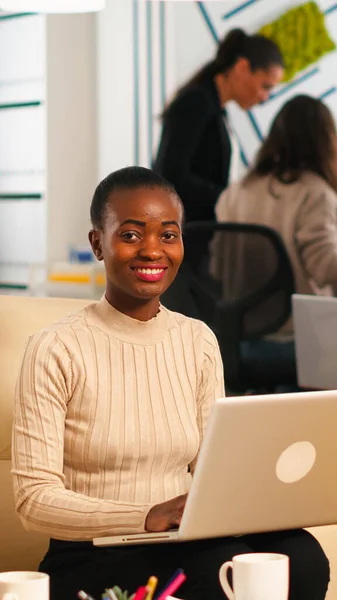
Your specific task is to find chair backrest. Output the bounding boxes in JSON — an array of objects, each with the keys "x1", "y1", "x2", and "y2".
[
  {"x1": 184, "y1": 221, "x2": 295, "y2": 338},
  {"x1": 183, "y1": 222, "x2": 295, "y2": 389},
  {"x1": 0, "y1": 295, "x2": 90, "y2": 571},
  {"x1": 161, "y1": 261, "x2": 217, "y2": 327}
]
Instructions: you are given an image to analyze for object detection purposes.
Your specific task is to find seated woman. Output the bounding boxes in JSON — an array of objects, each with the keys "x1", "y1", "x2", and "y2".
[
  {"x1": 215, "y1": 94, "x2": 337, "y2": 307},
  {"x1": 12, "y1": 166, "x2": 329, "y2": 600},
  {"x1": 213, "y1": 95, "x2": 337, "y2": 382}
]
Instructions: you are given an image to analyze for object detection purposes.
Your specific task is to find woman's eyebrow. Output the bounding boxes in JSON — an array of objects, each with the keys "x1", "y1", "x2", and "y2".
[
  {"x1": 119, "y1": 219, "x2": 180, "y2": 228},
  {"x1": 162, "y1": 220, "x2": 180, "y2": 227},
  {"x1": 120, "y1": 219, "x2": 146, "y2": 227}
]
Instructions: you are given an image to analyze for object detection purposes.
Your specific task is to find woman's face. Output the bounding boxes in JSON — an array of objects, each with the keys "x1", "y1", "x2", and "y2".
[
  {"x1": 89, "y1": 186, "x2": 184, "y2": 304},
  {"x1": 231, "y1": 58, "x2": 284, "y2": 109}
]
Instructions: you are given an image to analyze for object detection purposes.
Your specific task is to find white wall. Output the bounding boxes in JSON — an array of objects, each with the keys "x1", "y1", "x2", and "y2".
[
  {"x1": 96, "y1": 0, "x2": 134, "y2": 179},
  {"x1": 97, "y1": 0, "x2": 177, "y2": 174},
  {"x1": 46, "y1": 13, "x2": 97, "y2": 262}
]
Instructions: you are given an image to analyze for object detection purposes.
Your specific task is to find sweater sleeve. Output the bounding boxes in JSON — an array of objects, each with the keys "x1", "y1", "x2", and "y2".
[
  {"x1": 189, "y1": 324, "x2": 225, "y2": 474},
  {"x1": 12, "y1": 331, "x2": 151, "y2": 541},
  {"x1": 295, "y1": 188, "x2": 337, "y2": 291},
  {"x1": 155, "y1": 88, "x2": 225, "y2": 209}
]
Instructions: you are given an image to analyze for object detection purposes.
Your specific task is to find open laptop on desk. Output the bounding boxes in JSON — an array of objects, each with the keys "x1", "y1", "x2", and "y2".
[
  {"x1": 94, "y1": 390, "x2": 337, "y2": 546},
  {"x1": 293, "y1": 294, "x2": 337, "y2": 389}
]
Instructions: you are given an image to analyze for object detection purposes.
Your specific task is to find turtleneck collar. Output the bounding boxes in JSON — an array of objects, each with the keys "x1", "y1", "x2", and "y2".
[{"x1": 86, "y1": 295, "x2": 172, "y2": 345}]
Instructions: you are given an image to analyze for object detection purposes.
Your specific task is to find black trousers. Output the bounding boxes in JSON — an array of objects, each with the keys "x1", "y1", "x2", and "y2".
[{"x1": 39, "y1": 529, "x2": 329, "y2": 600}]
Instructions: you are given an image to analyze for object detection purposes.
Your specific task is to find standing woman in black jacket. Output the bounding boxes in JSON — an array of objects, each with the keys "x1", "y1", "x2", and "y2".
[{"x1": 153, "y1": 28, "x2": 284, "y2": 272}]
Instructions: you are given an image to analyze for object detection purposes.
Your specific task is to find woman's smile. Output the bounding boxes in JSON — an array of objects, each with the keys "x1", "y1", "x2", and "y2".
[{"x1": 131, "y1": 265, "x2": 168, "y2": 282}]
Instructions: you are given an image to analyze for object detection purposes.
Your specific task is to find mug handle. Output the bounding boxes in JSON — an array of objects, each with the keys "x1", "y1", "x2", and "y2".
[{"x1": 219, "y1": 561, "x2": 235, "y2": 599}]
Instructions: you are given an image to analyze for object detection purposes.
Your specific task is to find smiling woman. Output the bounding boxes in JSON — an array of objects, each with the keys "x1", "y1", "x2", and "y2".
[
  {"x1": 88, "y1": 169, "x2": 184, "y2": 321},
  {"x1": 11, "y1": 167, "x2": 329, "y2": 600}
]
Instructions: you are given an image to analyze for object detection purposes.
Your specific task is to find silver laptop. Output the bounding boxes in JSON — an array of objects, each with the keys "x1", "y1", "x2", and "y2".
[
  {"x1": 94, "y1": 390, "x2": 337, "y2": 546},
  {"x1": 293, "y1": 293, "x2": 337, "y2": 389}
]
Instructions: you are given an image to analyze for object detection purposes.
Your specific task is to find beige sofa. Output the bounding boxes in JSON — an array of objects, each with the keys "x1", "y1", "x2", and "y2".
[
  {"x1": 1, "y1": 295, "x2": 337, "y2": 599},
  {"x1": 0, "y1": 295, "x2": 90, "y2": 572}
]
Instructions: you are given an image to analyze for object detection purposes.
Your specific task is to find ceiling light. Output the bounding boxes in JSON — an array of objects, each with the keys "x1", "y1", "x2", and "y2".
[{"x1": 0, "y1": 0, "x2": 105, "y2": 13}]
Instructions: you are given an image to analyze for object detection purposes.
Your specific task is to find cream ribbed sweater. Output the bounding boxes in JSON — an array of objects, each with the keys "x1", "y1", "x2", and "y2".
[{"x1": 12, "y1": 298, "x2": 224, "y2": 541}]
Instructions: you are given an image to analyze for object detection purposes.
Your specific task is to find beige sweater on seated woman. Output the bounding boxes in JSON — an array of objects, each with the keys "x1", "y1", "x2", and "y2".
[
  {"x1": 12, "y1": 297, "x2": 224, "y2": 541},
  {"x1": 215, "y1": 172, "x2": 337, "y2": 298}
]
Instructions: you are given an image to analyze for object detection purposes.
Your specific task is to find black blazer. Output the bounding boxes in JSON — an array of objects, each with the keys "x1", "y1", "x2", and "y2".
[{"x1": 153, "y1": 75, "x2": 232, "y2": 222}]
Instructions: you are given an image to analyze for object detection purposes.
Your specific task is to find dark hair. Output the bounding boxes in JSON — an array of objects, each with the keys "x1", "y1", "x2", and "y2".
[
  {"x1": 174, "y1": 28, "x2": 283, "y2": 97},
  {"x1": 90, "y1": 166, "x2": 183, "y2": 230},
  {"x1": 248, "y1": 94, "x2": 337, "y2": 190}
]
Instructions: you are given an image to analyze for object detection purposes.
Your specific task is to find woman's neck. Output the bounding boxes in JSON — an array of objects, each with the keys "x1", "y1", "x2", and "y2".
[
  {"x1": 105, "y1": 287, "x2": 160, "y2": 322},
  {"x1": 214, "y1": 72, "x2": 233, "y2": 106}
]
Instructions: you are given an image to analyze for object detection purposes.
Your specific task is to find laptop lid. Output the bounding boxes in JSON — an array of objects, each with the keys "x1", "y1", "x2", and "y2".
[
  {"x1": 179, "y1": 391, "x2": 337, "y2": 540},
  {"x1": 292, "y1": 293, "x2": 337, "y2": 389}
]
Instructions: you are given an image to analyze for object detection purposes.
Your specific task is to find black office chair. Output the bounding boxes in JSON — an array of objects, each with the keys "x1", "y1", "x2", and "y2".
[{"x1": 167, "y1": 221, "x2": 296, "y2": 393}]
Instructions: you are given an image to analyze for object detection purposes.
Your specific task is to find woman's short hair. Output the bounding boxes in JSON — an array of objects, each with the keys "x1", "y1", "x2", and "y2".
[{"x1": 90, "y1": 166, "x2": 183, "y2": 230}]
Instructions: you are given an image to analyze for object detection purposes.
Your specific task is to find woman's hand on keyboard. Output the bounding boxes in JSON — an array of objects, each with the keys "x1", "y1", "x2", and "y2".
[{"x1": 145, "y1": 494, "x2": 188, "y2": 532}]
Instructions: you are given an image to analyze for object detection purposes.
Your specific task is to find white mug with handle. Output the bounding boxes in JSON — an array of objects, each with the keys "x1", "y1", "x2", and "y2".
[
  {"x1": 219, "y1": 552, "x2": 289, "y2": 600},
  {"x1": 0, "y1": 572, "x2": 49, "y2": 600}
]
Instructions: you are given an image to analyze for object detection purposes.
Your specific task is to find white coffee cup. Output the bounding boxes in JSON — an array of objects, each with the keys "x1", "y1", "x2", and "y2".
[
  {"x1": 219, "y1": 552, "x2": 289, "y2": 600},
  {"x1": 0, "y1": 572, "x2": 49, "y2": 600}
]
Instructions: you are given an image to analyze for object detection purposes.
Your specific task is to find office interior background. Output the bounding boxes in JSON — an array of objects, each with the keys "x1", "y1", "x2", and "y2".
[{"x1": 1, "y1": 0, "x2": 337, "y2": 295}]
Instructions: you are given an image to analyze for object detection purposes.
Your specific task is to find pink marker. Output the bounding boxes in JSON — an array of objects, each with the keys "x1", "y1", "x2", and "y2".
[
  {"x1": 133, "y1": 586, "x2": 147, "y2": 600},
  {"x1": 156, "y1": 573, "x2": 186, "y2": 600}
]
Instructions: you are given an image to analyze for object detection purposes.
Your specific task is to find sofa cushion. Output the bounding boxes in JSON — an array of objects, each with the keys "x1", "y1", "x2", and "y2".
[
  {"x1": 0, "y1": 296, "x2": 90, "y2": 571},
  {"x1": 0, "y1": 460, "x2": 48, "y2": 571},
  {"x1": 0, "y1": 296, "x2": 90, "y2": 460}
]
